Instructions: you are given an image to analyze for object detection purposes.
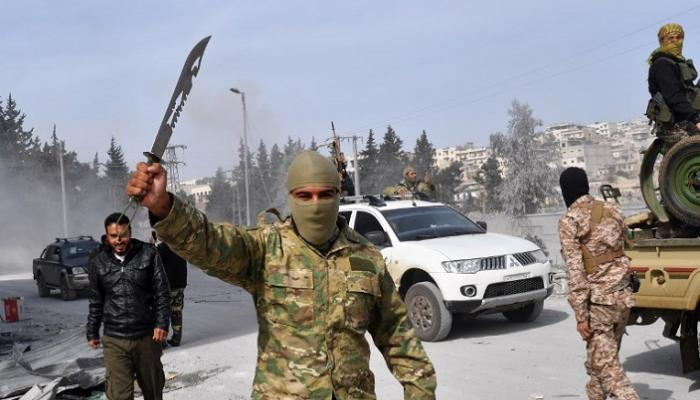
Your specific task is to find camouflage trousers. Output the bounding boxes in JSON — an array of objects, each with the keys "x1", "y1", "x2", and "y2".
[
  {"x1": 169, "y1": 288, "x2": 185, "y2": 342},
  {"x1": 656, "y1": 121, "x2": 698, "y2": 147},
  {"x1": 585, "y1": 291, "x2": 639, "y2": 400}
]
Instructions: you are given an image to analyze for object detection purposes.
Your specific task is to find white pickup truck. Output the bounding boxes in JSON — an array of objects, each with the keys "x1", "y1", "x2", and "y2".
[{"x1": 339, "y1": 198, "x2": 555, "y2": 341}]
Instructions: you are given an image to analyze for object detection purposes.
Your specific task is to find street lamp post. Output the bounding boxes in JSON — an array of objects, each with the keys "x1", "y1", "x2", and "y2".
[
  {"x1": 57, "y1": 138, "x2": 68, "y2": 237},
  {"x1": 230, "y1": 88, "x2": 251, "y2": 226}
]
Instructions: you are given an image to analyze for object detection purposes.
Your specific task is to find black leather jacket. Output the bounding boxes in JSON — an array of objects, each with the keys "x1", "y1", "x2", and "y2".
[{"x1": 87, "y1": 239, "x2": 171, "y2": 340}]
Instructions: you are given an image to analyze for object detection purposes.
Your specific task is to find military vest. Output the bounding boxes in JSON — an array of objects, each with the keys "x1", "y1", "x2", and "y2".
[
  {"x1": 573, "y1": 200, "x2": 625, "y2": 275},
  {"x1": 647, "y1": 56, "x2": 700, "y2": 124}
]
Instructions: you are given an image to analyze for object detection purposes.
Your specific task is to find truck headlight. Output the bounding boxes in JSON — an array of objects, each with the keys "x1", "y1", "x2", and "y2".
[
  {"x1": 530, "y1": 250, "x2": 548, "y2": 263},
  {"x1": 71, "y1": 267, "x2": 87, "y2": 274},
  {"x1": 442, "y1": 259, "x2": 481, "y2": 273}
]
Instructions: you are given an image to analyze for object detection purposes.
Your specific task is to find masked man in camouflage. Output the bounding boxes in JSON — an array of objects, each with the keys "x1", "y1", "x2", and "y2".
[
  {"x1": 558, "y1": 167, "x2": 638, "y2": 400},
  {"x1": 126, "y1": 151, "x2": 436, "y2": 399}
]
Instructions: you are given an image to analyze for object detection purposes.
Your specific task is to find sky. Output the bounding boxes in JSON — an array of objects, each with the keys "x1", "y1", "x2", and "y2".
[{"x1": 3, "y1": 0, "x2": 700, "y2": 180}]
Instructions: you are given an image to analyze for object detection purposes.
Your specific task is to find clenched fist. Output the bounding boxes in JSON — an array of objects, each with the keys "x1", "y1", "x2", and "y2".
[{"x1": 126, "y1": 162, "x2": 172, "y2": 219}]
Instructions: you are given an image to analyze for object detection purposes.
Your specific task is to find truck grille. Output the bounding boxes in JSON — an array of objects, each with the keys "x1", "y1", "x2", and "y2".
[
  {"x1": 483, "y1": 277, "x2": 544, "y2": 299},
  {"x1": 512, "y1": 252, "x2": 537, "y2": 266},
  {"x1": 480, "y1": 256, "x2": 505, "y2": 270}
]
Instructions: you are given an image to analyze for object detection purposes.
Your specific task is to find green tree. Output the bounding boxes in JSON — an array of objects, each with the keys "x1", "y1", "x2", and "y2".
[
  {"x1": 377, "y1": 125, "x2": 405, "y2": 190},
  {"x1": 254, "y1": 139, "x2": 273, "y2": 205},
  {"x1": 433, "y1": 161, "x2": 463, "y2": 204},
  {"x1": 359, "y1": 129, "x2": 379, "y2": 193},
  {"x1": 490, "y1": 99, "x2": 560, "y2": 216},
  {"x1": 0, "y1": 94, "x2": 40, "y2": 173},
  {"x1": 206, "y1": 167, "x2": 233, "y2": 222},
  {"x1": 309, "y1": 136, "x2": 319, "y2": 152},
  {"x1": 105, "y1": 136, "x2": 129, "y2": 183},
  {"x1": 412, "y1": 130, "x2": 435, "y2": 178},
  {"x1": 105, "y1": 136, "x2": 130, "y2": 209},
  {"x1": 269, "y1": 143, "x2": 284, "y2": 210},
  {"x1": 475, "y1": 157, "x2": 503, "y2": 212}
]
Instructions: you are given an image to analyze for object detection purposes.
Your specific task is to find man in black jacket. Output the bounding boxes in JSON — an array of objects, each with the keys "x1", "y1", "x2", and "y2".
[
  {"x1": 152, "y1": 231, "x2": 187, "y2": 346},
  {"x1": 648, "y1": 23, "x2": 700, "y2": 139},
  {"x1": 87, "y1": 213, "x2": 171, "y2": 400}
]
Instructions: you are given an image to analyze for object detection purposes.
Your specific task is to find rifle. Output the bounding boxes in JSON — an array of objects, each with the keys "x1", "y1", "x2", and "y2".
[{"x1": 328, "y1": 122, "x2": 355, "y2": 195}]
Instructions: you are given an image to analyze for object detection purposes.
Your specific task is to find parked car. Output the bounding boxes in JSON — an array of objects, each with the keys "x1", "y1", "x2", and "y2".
[
  {"x1": 32, "y1": 236, "x2": 99, "y2": 300},
  {"x1": 339, "y1": 197, "x2": 554, "y2": 341}
]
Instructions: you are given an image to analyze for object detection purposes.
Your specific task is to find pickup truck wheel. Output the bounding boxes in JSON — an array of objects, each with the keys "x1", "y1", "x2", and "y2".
[
  {"x1": 503, "y1": 299, "x2": 544, "y2": 323},
  {"x1": 36, "y1": 274, "x2": 50, "y2": 298},
  {"x1": 405, "y1": 282, "x2": 452, "y2": 341},
  {"x1": 60, "y1": 276, "x2": 77, "y2": 301}
]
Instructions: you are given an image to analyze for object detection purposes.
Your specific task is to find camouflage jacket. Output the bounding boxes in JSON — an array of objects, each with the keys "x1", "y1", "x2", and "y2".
[
  {"x1": 558, "y1": 195, "x2": 634, "y2": 323},
  {"x1": 383, "y1": 180, "x2": 419, "y2": 199},
  {"x1": 153, "y1": 196, "x2": 437, "y2": 400},
  {"x1": 416, "y1": 182, "x2": 435, "y2": 200}
]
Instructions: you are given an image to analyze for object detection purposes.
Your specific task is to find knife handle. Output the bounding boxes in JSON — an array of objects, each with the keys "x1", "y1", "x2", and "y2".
[{"x1": 143, "y1": 152, "x2": 163, "y2": 165}]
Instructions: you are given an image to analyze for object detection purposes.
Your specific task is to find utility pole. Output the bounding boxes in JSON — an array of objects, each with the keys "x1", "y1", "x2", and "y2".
[
  {"x1": 163, "y1": 144, "x2": 187, "y2": 194},
  {"x1": 55, "y1": 125, "x2": 68, "y2": 237},
  {"x1": 230, "y1": 88, "x2": 250, "y2": 226},
  {"x1": 325, "y1": 127, "x2": 363, "y2": 196}
]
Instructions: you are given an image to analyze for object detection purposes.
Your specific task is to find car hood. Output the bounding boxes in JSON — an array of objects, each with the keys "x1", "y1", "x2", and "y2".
[{"x1": 412, "y1": 232, "x2": 539, "y2": 260}]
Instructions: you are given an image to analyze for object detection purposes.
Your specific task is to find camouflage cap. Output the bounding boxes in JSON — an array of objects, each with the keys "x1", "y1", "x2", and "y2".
[
  {"x1": 287, "y1": 151, "x2": 341, "y2": 192},
  {"x1": 403, "y1": 166, "x2": 416, "y2": 177},
  {"x1": 658, "y1": 23, "x2": 684, "y2": 43}
]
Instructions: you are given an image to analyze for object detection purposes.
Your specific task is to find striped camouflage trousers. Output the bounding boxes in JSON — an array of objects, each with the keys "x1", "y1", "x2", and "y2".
[{"x1": 585, "y1": 290, "x2": 639, "y2": 400}]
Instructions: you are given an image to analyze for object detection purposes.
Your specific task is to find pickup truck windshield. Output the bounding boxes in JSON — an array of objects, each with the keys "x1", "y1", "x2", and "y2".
[
  {"x1": 381, "y1": 206, "x2": 484, "y2": 241},
  {"x1": 63, "y1": 242, "x2": 99, "y2": 258}
]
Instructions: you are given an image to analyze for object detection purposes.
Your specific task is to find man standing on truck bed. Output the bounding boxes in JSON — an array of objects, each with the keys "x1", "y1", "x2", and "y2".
[{"x1": 558, "y1": 167, "x2": 639, "y2": 400}]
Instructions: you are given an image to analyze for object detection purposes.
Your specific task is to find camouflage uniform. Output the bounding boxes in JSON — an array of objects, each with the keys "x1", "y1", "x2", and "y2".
[
  {"x1": 558, "y1": 195, "x2": 639, "y2": 400},
  {"x1": 383, "y1": 179, "x2": 418, "y2": 199},
  {"x1": 153, "y1": 196, "x2": 437, "y2": 399},
  {"x1": 416, "y1": 182, "x2": 435, "y2": 200},
  {"x1": 169, "y1": 288, "x2": 185, "y2": 341}
]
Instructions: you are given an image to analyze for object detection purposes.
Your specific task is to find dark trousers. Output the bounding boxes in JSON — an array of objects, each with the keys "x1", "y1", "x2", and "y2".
[{"x1": 102, "y1": 334, "x2": 165, "y2": 400}]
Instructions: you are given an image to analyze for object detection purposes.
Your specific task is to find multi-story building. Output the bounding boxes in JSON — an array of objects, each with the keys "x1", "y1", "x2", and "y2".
[
  {"x1": 560, "y1": 141, "x2": 611, "y2": 177},
  {"x1": 180, "y1": 178, "x2": 212, "y2": 211}
]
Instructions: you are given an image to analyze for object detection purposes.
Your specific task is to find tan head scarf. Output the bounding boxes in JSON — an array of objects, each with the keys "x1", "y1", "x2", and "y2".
[{"x1": 648, "y1": 23, "x2": 685, "y2": 64}]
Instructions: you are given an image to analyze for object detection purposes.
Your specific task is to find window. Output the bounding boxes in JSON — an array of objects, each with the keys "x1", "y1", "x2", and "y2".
[
  {"x1": 354, "y1": 211, "x2": 391, "y2": 247},
  {"x1": 47, "y1": 246, "x2": 61, "y2": 261},
  {"x1": 339, "y1": 211, "x2": 352, "y2": 223},
  {"x1": 381, "y1": 206, "x2": 483, "y2": 241}
]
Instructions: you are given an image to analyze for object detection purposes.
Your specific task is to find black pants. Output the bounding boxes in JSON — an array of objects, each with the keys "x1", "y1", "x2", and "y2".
[{"x1": 102, "y1": 334, "x2": 164, "y2": 400}]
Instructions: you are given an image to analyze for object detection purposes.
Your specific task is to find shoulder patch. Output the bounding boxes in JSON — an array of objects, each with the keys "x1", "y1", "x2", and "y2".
[{"x1": 349, "y1": 256, "x2": 377, "y2": 273}]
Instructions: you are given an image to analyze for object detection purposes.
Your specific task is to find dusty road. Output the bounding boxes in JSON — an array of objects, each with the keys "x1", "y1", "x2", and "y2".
[{"x1": 1, "y1": 267, "x2": 699, "y2": 399}]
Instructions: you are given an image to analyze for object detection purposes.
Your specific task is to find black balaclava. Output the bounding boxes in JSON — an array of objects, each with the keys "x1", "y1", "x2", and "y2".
[{"x1": 559, "y1": 167, "x2": 589, "y2": 208}]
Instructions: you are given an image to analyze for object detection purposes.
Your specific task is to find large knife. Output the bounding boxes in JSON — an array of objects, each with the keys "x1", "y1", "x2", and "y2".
[
  {"x1": 120, "y1": 35, "x2": 210, "y2": 222},
  {"x1": 145, "y1": 35, "x2": 211, "y2": 164}
]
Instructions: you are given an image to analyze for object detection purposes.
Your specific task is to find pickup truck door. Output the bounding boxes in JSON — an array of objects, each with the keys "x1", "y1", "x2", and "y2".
[
  {"x1": 44, "y1": 245, "x2": 62, "y2": 285},
  {"x1": 350, "y1": 210, "x2": 395, "y2": 273}
]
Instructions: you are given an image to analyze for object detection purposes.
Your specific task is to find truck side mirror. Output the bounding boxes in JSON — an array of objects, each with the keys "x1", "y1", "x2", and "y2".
[
  {"x1": 364, "y1": 230, "x2": 389, "y2": 248},
  {"x1": 476, "y1": 221, "x2": 487, "y2": 231}
]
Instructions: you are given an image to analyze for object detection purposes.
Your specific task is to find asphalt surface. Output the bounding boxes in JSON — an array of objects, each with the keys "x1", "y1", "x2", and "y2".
[{"x1": 1, "y1": 267, "x2": 699, "y2": 399}]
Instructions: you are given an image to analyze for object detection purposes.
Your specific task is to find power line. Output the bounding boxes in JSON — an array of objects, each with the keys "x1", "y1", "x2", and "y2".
[{"x1": 340, "y1": 5, "x2": 700, "y2": 135}]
